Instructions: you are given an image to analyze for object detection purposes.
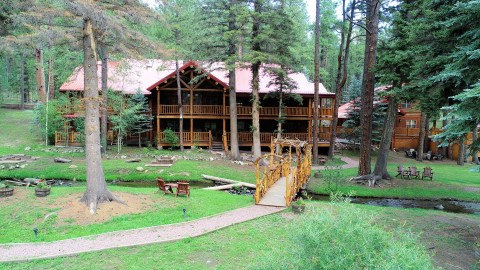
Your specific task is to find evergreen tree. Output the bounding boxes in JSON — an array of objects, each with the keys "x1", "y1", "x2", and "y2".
[{"x1": 131, "y1": 91, "x2": 153, "y2": 148}]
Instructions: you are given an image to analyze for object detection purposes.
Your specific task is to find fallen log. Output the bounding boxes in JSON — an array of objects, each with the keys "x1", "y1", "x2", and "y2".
[
  {"x1": 201, "y1": 174, "x2": 256, "y2": 189},
  {"x1": 54, "y1": 158, "x2": 72, "y2": 163},
  {"x1": 203, "y1": 183, "x2": 242, "y2": 191},
  {"x1": 0, "y1": 160, "x2": 26, "y2": 164},
  {"x1": 126, "y1": 158, "x2": 141, "y2": 163}
]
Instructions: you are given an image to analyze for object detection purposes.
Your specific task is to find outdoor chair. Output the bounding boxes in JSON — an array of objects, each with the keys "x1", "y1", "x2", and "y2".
[
  {"x1": 157, "y1": 177, "x2": 174, "y2": 195},
  {"x1": 396, "y1": 165, "x2": 409, "y2": 179},
  {"x1": 408, "y1": 166, "x2": 420, "y2": 179},
  {"x1": 176, "y1": 181, "x2": 190, "y2": 198},
  {"x1": 422, "y1": 167, "x2": 434, "y2": 181}
]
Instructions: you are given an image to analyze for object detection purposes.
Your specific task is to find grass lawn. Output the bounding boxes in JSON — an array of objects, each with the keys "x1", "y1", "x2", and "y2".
[
  {"x1": 309, "y1": 152, "x2": 480, "y2": 201},
  {"x1": 0, "y1": 185, "x2": 252, "y2": 243},
  {"x1": 3, "y1": 202, "x2": 478, "y2": 270}
]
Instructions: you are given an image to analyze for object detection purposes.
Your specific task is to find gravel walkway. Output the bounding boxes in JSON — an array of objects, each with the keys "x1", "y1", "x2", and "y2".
[
  {"x1": 311, "y1": 156, "x2": 359, "y2": 170},
  {"x1": 0, "y1": 205, "x2": 284, "y2": 263}
]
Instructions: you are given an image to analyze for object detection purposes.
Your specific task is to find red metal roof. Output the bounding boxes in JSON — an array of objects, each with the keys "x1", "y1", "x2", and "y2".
[{"x1": 60, "y1": 60, "x2": 332, "y2": 96}]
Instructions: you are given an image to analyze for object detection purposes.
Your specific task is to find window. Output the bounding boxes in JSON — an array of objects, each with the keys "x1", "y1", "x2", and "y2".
[
  {"x1": 321, "y1": 98, "x2": 332, "y2": 108},
  {"x1": 406, "y1": 120, "x2": 417, "y2": 128},
  {"x1": 401, "y1": 101, "x2": 412, "y2": 109}
]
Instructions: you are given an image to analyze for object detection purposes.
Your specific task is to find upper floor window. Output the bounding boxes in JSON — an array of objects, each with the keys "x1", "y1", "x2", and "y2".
[
  {"x1": 406, "y1": 120, "x2": 417, "y2": 128},
  {"x1": 321, "y1": 98, "x2": 332, "y2": 108},
  {"x1": 401, "y1": 101, "x2": 412, "y2": 109}
]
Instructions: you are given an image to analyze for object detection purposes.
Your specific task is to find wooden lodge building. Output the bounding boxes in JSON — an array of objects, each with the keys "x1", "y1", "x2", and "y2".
[{"x1": 58, "y1": 60, "x2": 335, "y2": 150}]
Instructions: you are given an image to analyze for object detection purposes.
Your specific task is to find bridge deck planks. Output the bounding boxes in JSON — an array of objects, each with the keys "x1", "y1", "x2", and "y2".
[{"x1": 257, "y1": 176, "x2": 288, "y2": 207}]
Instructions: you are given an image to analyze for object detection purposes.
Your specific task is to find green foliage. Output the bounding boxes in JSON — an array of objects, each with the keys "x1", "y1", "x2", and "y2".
[
  {"x1": 36, "y1": 181, "x2": 50, "y2": 189},
  {"x1": 294, "y1": 197, "x2": 305, "y2": 206},
  {"x1": 0, "y1": 181, "x2": 8, "y2": 188},
  {"x1": 162, "y1": 128, "x2": 178, "y2": 149},
  {"x1": 322, "y1": 165, "x2": 346, "y2": 193},
  {"x1": 32, "y1": 98, "x2": 70, "y2": 145},
  {"x1": 108, "y1": 89, "x2": 145, "y2": 153},
  {"x1": 255, "y1": 204, "x2": 436, "y2": 270}
]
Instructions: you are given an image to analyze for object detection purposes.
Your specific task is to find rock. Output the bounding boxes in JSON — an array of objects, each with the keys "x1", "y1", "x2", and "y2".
[
  {"x1": 19, "y1": 164, "x2": 26, "y2": 169},
  {"x1": 136, "y1": 166, "x2": 144, "y2": 172},
  {"x1": 0, "y1": 165, "x2": 5, "y2": 170},
  {"x1": 69, "y1": 164, "x2": 78, "y2": 169},
  {"x1": 120, "y1": 155, "x2": 127, "y2": 159},
  {"x1": 24, "y1": 146, "x2": 31, "y2": 151},
  {"x1": 434, "y1": 205, "x2": 444, "y2": 210},
  {"x1": 126, "y1": 158, "x2": 141, "y2": 163},
  {"x1": 54, "y1": 158, "x2": 72, "y2": 163}
]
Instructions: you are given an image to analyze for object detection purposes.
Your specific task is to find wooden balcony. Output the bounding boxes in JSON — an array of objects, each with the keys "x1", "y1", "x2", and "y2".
[
  {"x1": 225, "y1": 132, "x2": 331, "y2": 146},
  {"x1": 395, "y1": 127, "x2": 420, "y2": 137},
  {"x1": 158, "y1": 105, "x2": 223, "y2": 115},
  {"x1": 57, "y1": 104, "x2": 115, "y2": 116},
  {"x1": 157, "y1": 131, "x2": 212, "y2": 148},
  {"x1": 157, "y1": 104, "x2": 333, "y2": 118},
  {"x1": 54, "y1": 131, "x2": 82, "y2": 146}
]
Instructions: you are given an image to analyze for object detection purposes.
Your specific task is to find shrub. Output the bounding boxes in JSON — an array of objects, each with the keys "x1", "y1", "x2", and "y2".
[
  {"x1": 163, "y1": 128, "x2": 178, "y2": 149},
  {"x1": 254, "y1": 203, "x2": 436, "y2": 270}
]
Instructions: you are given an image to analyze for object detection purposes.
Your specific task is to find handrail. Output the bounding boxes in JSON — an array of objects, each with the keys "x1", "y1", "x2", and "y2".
[{"x1": 254, "y1": 154, "x2": 287, "y2": 204}]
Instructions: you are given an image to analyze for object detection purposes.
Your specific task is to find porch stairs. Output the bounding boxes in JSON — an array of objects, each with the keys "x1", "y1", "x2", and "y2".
[{"x1": 211, "y1": 142, "x2": 224, "y2": 151}]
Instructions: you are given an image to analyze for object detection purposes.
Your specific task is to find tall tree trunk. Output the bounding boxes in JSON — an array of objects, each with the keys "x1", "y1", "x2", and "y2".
[
  {"x1": 442, "y1": 111, "x2": 448, "y2": 157},
  {"x1": 373, "y1": 95, "x2": 397, "y2": 179},
  {"x1": 20, "y1": 53, "x2": 26, "y2": 111},
  {"x1": 80, "y1": 18, "x2": 119, "y2": 214},
  {"x1": 416, "y1": 112, "x2": 426, "y2": 161},
  {"x1": 175, "y1": 59, "x2": 184, "y2": 152},
  {"x1": 228, "y1": 0, "x2": 240, "y2": 160},
  {"x1": 457, "y1": 134, "x2": 465, "y2": 166},
  {"x1": 47, "y1": 57, "x2": 55, "y2": 100},
  {"x1": 100, "y1": 43, "x2": 108, "y2": 155},
  {"x1": 328, "y1": 0, "x2": 356, "y2": 158},
  {"x1": 275, "y1": 90, "x2": 284, "y2": 154},
  {"x1": 313, "y1": 0, "x2": 320, "y2": 164},
  {"x1": 423, "y1": 115, "x2": 429, "y2": 152},
  {"x1": 472, "y1": 123, "x2": 479, "y2": 165},
  {"x1": 251, "y1": 0, "x2": 262, "y2": 159},
  {"x1": 358, "y1": 0, "x2": 380, "y2": 175},
  {"x1": 34, "y1": 47, "x2": 47, "y2": 103}
]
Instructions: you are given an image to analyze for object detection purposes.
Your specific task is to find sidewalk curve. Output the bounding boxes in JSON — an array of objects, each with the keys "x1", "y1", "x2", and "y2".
[{"x1": 0, "y1": 205, "x2": 284, "y2": 263}]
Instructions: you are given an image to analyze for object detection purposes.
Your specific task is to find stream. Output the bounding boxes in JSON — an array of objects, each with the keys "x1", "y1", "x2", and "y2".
[{"x1": 308, "y1": 193, "x2": 480, "y2": 215}]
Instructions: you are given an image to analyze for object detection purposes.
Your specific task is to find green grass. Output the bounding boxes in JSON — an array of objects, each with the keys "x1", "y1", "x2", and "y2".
[
  {"x1": 309, "y1": 162, "x2": 480, "y2": 201},
  {"x1": 0, "y1": 202, "x2": 450, "y2": 270},
  {"x1": 0, "y1": 185, "x2": 252, "y2": 243},
  {"x1": 0, "y1": 109, "x2": 42, "y2": 148}
]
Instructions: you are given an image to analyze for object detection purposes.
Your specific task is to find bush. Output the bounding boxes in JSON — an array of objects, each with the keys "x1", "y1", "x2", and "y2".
[
  {"x1": 254, "y1": 203, "x2": 436, "y2": 270},
  {"x1": 163, "y1": 128, "x2": 178, "y2": 149}
]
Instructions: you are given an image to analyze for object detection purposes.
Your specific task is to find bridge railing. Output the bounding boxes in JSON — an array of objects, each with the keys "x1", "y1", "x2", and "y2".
[{"x1": 254, "y1": 154, "x2": 287, "y2": 204}]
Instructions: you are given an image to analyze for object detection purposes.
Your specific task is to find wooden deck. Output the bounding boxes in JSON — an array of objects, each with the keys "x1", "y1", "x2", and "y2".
[{"x1": 257, "y1": 176, "x2": 288, "y2": 207}]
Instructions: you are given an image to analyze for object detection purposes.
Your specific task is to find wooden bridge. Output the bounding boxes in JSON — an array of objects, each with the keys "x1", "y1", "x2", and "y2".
[{"x1": 254, "y1": 139, "x2": 312, "y2": 207}]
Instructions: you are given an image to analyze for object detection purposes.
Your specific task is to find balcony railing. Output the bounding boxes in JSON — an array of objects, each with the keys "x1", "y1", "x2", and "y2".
[
  {"x1": 157, "y1": 131, "x2": 212, "y2": 148},
  {"x1": 157, "y1": 104, "x2": 332, "y2": 118},
  {"x1": 54, "y1": 131, "x2": 82, "y2": 146},
  {"x1": 395, "y1": 127, "x2": 420, "y2": 137},
  {"x1": 225, "y1": 132, "x2": 330, "y2": 144}
]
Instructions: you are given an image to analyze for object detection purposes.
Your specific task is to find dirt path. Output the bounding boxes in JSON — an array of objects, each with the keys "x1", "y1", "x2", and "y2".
[{"x1": 0, "y1": 205, "x2": 284, "y2": 262}]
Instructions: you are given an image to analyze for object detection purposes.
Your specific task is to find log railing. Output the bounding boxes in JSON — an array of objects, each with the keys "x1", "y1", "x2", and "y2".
[
  {"x1": 157, "y1": 131, "x2": 212, "y2": 148},
  {"x1": 254, "y1": 154, "x2": 287, "y2": 204},
  {"x1": 158, "y1": 105, "x2": 223, "y2": 115},
  {"x1": 225, "y1": 132, "x2": 330, "y2": 144},
  {"x1": 255, "y1": 140, "x2": 312, "y2": 207},
  {"x1": 54, "y1": 131, "x2": 82, "y2": 146}
]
